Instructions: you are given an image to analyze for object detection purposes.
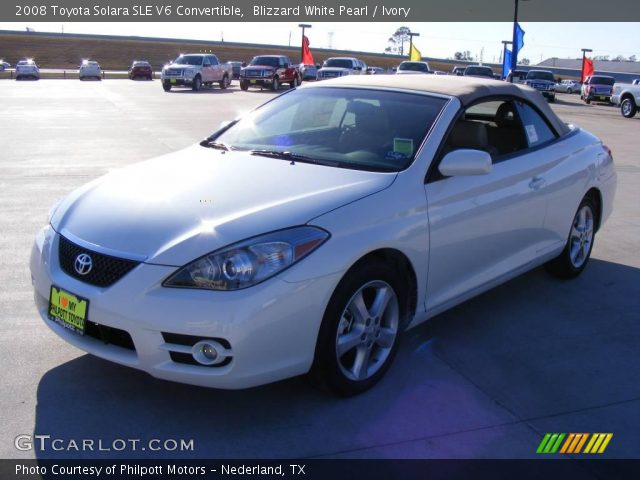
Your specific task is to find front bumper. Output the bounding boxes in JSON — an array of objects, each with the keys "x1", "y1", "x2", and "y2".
[
  {"x1": 541, "y1": 90, "x2": 556, "y2": 99},
  {"x1": 240, "y1": 77, "x2": 274, "y2": 87},
  {"x1": 161, "y1": 76, "x2": 194, "y2": 86},
  {"x1": 611, "y1": 93, "x2": 622, "y2": 106},
  {"x1": 30, "y1": 227, "x2": 341, "y2": 389}
]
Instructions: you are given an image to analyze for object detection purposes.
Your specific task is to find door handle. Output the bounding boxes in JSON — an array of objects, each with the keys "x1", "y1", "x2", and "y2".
[{"x1": 528, "y1": 176, "x2": 546, "y2": 190}]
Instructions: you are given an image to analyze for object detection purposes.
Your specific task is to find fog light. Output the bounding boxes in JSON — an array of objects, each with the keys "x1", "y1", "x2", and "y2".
[{"x1": 192, "y1": 340, "x2": 223, "y2": 366}]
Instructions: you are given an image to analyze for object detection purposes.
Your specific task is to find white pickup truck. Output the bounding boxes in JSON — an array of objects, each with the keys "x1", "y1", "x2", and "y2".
[
  {"x1": 611, "y1": 82, "x2": 640, "y2": 118},
  {"x1": 161, "y1": 53, "x2": 232, "y2": 92}
]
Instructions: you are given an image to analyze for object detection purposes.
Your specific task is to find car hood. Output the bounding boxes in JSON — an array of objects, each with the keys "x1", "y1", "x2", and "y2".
[
  {"x1": 51, "y1": 145, "x2": 396, "y2": 266},
  {"x1": 319, "y1": 67, "x2": 352, "y2": 73}
]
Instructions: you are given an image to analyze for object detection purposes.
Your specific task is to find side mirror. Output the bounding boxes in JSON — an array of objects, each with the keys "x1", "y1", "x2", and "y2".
[
  {"x1": 439, "y1": 149, "x2": 492, "y2": 177},
  {"x1": 354, "y1": 66, "x2": 362, "y2": 71}
]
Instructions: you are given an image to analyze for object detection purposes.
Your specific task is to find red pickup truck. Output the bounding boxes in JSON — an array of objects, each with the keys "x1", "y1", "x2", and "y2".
[{"x1": 240, "y1": 55, "x2": 301, "y2": 91}]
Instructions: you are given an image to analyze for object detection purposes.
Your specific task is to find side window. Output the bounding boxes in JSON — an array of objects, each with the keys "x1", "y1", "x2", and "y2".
[
  {"x1": 279, "y1": 58, "x2": 285, "y2": 68},
  {"x1": 202, "y1": 57, "x2": 211, "y2": 67},
  {"x1": 210, "y1": 55, "x2": 219, "y2": 66},
  {"x1": 514, "y1": 101, "x2": 557, "y2": 148}
]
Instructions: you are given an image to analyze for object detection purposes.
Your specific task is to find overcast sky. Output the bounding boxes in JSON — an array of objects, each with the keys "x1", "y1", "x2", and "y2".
[{"x1": 1, "y1": 22, "x2": 639, "y2": 64}]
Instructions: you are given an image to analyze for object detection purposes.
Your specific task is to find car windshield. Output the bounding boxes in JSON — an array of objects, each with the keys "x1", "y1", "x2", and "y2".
[
  {"x1": 133, "y1": 62, "x2": 150, "y2": 67},
  {"x1": 210, "y1": 87, "x2": 447, "y2": 172},
  {"x1": 527, "y1": 71, "x2": 554, "y2": 81},
  {"x1": 250, "y1": 56, "x2": 280, "y2": 67},
  {"x1": 17, "y1": 60, "x2": 32, "y2": 65},
  {"x1": 324, "y1": 59, "x2": 354, "y2": 69},
  {"x1": 174, "y1": 55, "x2": 203, "y2": 66},
  {"x1": 399, "y1": 62, "x2": 429, "y2": 72},
  {"x1": 465, "y1": 66, "x2": 493, "y2": 77},
  {"x1": 590, "y1": 76, "x2": 615, "y2": 86}
]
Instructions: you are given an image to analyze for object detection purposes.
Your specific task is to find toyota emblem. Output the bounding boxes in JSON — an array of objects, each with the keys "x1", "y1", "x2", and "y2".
[{"x1": 74, "y1": 253, "x2": 93, "y2": 276}]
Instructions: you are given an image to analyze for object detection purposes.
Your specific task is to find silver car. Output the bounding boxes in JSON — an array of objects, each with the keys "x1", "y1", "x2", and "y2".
[{"x1": 556, "y1": 79, "x2": 580, "y2": 94}]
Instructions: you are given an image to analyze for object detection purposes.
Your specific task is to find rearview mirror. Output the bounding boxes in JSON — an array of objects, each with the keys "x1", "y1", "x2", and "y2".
[{"x1": 439, "y1": 149, "x2": 492, "y2": 177}]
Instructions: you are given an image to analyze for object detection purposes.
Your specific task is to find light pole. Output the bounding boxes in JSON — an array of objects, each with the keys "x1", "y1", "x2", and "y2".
[
  {"x1": 298, "y1": 24, "x2": 312, "y2": 64},
  {"x1": 581, "y1": 48, "x2": 593, "y2": 82},
  {"x1": 510, "y1": 0, "x2": 530, "y2": 80},
  {"x1": 408, "y1": 31, "x2": 420, "y2": 58}
]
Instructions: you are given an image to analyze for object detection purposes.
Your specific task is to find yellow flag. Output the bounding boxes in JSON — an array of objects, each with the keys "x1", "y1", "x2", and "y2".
[{"x1": 409, "y1": 44, "x2": 422, "y2": 61}]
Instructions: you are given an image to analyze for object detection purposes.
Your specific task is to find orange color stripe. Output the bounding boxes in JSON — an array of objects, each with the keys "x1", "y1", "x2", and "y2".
[
  {"x1": 567, "y1": 434, "x2": 582, "y2": 453},
  {"x1": 574, "y1": 433, "x2": 589, "y2": 453},
  {"x1": 560, "y1": 433, "x2": 576, "y2": 454}
]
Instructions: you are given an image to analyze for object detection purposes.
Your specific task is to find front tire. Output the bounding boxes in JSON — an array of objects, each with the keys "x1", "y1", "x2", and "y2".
[
  {"x1": 219, "y1": 75, "x2": 229, "y2": 90},
  {"x1": 621, "y1": 98, "x2": 637, "y2": 118},
  {"x1": 162, "y1": 83, "x2": 171, "y2": 92},
  {"x1": 311, "y1": 260, "x2": 406, "y2": 396},
  {"x1": 545, "y1": 197, "x2": 596, "y2": 278},
  {"x1": 240, "y1": 80, "x2": 249, "y2": 91},
  {"x1": 192, "y1": 75, "x2": 202, "y2": 92}
]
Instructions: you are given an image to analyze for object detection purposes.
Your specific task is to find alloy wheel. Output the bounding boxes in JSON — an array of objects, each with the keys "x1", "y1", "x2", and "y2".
[{"x1": 335, "y1": 280, "x2": 399, "y2": 382}]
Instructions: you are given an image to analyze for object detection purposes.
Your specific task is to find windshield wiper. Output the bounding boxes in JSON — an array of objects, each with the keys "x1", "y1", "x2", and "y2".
[
  {"x1": 250, "y1": 150, "x2": 340, "y2": 167},
  {"x1": 200, "y1": 140, "x2": 233, "y2": 151}
]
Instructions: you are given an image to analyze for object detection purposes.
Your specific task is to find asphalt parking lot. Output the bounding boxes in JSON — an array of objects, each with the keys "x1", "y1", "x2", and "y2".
[{"x1": 0, "y1": 79, "x2": 638, "y2": 464}]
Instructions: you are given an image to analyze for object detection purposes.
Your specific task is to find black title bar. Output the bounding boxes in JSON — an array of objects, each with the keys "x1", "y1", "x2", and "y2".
[{"x1": 3, "y1": 0, "x2": 640, "y2": 22}]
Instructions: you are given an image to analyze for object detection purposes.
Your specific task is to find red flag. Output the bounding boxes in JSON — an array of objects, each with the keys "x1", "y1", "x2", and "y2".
[
  {"x1": 581, "y1": 57, "x2": 594, "y2": 83},
  {"x1": 302, "y1": 35, "x2": 314, "y2": 65}
]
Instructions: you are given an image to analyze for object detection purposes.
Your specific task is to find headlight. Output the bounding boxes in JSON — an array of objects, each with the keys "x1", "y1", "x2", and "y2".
[{"x1": 163, "y1": 226, "x2": 330, "y2": 291}]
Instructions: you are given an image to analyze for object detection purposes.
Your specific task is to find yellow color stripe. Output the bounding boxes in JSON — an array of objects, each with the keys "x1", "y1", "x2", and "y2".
[
  {"x1": 597, "y1": 434, "x2": 613, "y2": 453},
  {"x1": 574, "y1": 433, "x2": 589, "y2": 453},
  {"x1": 560, "y1": 433, "x2": 576, "y2": 454},
  {"x1": 583, "y1": 434, "x2": 598, "y2": 453},
  {"x1": 589, "y1": 434, "x2": 606, "y2": 453}
]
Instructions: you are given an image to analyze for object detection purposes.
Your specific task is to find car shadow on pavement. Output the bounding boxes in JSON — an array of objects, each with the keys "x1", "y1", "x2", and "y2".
[
  {"x1": 168, "y1": 88, "x2": 237, "y2": 95},
  {"x1": 32, "y1": 259, "x2": 640, "y2": 459}
]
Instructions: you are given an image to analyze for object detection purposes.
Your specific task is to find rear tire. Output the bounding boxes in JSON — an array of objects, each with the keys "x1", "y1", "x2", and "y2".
[
  {"x1": 545, "y1": 196, "x2": 596, "y2": 279},
  {"x1": 271, "y1": 76, "x2": 279, "y2": 91},
  {"x1": 311, "y1": 260, "x2": 406, "y2": 396},
  {"x1": 621, "y1": 98, "x2": 637, "y2": 118},
  {"x1": 219, "y1": 75, "x2": 229, "y2": 90}
]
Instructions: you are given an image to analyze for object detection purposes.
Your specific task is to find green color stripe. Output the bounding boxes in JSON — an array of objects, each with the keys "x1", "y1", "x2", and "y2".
[
  {"x1": 537, "y1": 433, "x2": 552, "y2": 453},
  {"x1": 543, "y1": 434, "x2": 559, "y2": 453},
  {"x1": 550, "y1": 433, "x2": 566, "y2": 453}
]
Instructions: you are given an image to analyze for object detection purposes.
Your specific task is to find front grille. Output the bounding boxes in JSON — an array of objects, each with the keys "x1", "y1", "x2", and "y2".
[
  {"x1": 320, "y1": 71, "x2": 339, "y2": 78},
  {"x1": 85, "y1": 322, "x2": 135, "y2": 351},
  {"x1": 58, "y1": 235, "x2": 140, "y2": 287},
  {"x1": 165, "y1": 68, "x2": 183, "y2": 76},
  {"x1": 245, "y1": 70, "x2": 264, "y2": 77}
]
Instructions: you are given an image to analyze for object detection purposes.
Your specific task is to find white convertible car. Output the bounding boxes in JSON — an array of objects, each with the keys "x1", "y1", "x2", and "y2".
[{"x1": 31, "y1": 76, "x2": 616, "y2": 396}]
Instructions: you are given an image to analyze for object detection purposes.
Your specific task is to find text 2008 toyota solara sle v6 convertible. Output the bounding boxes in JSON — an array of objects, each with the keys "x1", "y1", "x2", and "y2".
[{"x1": 31, "y1": 76, "x2": 616, "y2": 396}]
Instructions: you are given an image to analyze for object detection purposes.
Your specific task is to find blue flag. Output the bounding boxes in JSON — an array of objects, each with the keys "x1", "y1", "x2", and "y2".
[
  {"x1": 502, "y1": 48, "x2": 512, "y2": 79},
  {"x1": 515, "y1": 23, "x2": 525, "y2": 55}
]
